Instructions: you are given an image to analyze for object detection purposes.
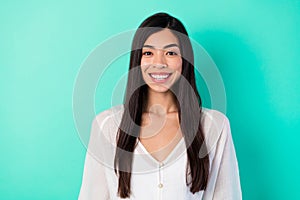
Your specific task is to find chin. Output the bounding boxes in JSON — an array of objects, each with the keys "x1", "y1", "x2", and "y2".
[{"x1": 148, "y1": 84, "x2": 172, "y2": 93}]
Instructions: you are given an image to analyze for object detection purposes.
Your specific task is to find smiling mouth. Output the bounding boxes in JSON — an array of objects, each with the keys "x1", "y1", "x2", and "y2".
[{"x1": 148, "y1": 73, "x2": 172, "y2": 82}]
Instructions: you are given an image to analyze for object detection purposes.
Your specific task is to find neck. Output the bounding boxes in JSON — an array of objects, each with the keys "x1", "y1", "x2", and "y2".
[{"x1": 145, "y1": 89, "x2": 178, "y2": 115}]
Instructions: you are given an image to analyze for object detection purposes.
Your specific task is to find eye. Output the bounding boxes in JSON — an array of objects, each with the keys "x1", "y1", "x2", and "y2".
[
  {"x1": 166, "y1": 51, "x2": 178, "y2": 56},
  {"x1": 142, "y1": 51, "x2": 153, "y2": 56}
]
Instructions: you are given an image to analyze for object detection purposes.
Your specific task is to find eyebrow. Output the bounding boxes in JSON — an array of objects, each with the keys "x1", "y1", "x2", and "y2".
[{"x1": 142, "y1": 43, "x2": 179, "y2": 49}]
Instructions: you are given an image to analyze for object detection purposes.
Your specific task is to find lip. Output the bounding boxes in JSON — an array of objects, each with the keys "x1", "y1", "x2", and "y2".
[{"x1": 148, "y1": 72, "x2": 172, "y2": 83}]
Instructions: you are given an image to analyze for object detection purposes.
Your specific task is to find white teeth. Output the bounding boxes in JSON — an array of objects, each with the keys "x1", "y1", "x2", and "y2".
[{"x1": 150, "y1": 74, "x2": 170, "y2": 79}]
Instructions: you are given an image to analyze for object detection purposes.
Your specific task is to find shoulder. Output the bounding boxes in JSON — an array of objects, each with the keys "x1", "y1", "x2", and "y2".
[
  {"x1": 87, "y1": 105, "x2": 124, "y2": 168},
  {"x1": 91, "y1": 104, "x2": 124, "y2": 143},
  {"x1": 201, "y1": 108, "x2": 231, "y2": 151},
  {"x1": 93, "y1": 104, "x2": 124, "y2": 128},
  {"x1": 201, "y1": 108, "x2": 230, "y2": 132}
]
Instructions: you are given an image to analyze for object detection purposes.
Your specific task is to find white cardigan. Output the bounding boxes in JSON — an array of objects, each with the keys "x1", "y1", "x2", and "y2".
[{"x1": 78, "y1": 105, "x2": 242, "y2": 200}]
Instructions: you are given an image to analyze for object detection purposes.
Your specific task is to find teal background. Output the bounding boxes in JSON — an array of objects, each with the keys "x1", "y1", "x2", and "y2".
[{"x1": 1, "y1": 0, "x2": 299, "y2": 199}]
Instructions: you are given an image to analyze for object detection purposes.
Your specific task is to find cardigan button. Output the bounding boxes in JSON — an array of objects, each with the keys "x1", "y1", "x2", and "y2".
[{"x1": 158, "y1": 183, "x2": 163, "y2": 188}]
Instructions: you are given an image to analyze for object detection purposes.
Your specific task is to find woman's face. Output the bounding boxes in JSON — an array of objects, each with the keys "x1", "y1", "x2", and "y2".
[{"x1": 141, "y1": 29, "x2": 182, "y2": 93}]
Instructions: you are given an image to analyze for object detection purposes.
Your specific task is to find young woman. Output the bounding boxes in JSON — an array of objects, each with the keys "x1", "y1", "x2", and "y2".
[{"x1": 79, "y1": 13, "x2": 242, "y2": 199}]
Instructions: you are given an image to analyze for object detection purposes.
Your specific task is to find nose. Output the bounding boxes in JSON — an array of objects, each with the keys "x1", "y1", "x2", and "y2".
[{"x1": 153, "y1": 50, "x2": 166, "y2": 68}]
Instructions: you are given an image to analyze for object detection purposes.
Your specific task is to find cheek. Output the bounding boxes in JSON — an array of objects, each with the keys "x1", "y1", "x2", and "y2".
[
  {"x1": 140, "y1": 58, "x2": 153, "y2": 75},
  {"x1": 140, "y1": 66, "x2": 150, "y2": 81},
  {"x1": 169, "y1": 57, "x2": 182, "y2": 73},
  {"x1": 140, "y1": 57, "x2": 151, "y2": 67}
]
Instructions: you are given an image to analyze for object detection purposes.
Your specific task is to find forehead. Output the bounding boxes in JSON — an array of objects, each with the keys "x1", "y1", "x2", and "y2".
[{"x1": 143, "y1": 29, "x2": 179, "y2": 48}]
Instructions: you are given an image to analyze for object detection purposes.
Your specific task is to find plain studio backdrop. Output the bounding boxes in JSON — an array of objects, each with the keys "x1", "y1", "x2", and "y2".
[{"x1": 0, "y1": 0, "x2": 299, "y2": 199}]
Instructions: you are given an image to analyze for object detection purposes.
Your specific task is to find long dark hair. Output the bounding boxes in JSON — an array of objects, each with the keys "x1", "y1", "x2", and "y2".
[{"x1": 114, "y1": 12, "x2": 210, "y2": 198}]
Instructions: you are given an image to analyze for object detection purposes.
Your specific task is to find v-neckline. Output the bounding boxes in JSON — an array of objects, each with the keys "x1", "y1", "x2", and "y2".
[{"x1": 137, "y1": 137, "x2": 185, "y2": 165}]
